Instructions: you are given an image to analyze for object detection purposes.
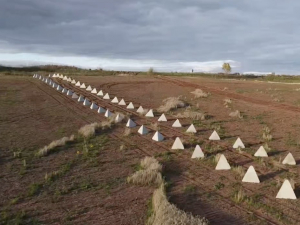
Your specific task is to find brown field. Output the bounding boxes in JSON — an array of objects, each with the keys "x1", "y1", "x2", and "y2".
[{"x1": 1, "y1": 72, "x2": 300, "y2": 224}]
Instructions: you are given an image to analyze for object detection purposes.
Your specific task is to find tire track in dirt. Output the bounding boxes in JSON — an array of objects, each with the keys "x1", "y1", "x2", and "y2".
[
  {"x1": 157, "y1": 76, "x2": 300, "y2": 113},
  {"x1": 46, "y1": 77, "x2": 293, "y2": 224}
]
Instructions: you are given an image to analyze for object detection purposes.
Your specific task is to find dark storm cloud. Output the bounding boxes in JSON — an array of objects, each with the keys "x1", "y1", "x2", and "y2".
[{"x1": 1, "y1": 0, "x2": 300, "y2": 73}]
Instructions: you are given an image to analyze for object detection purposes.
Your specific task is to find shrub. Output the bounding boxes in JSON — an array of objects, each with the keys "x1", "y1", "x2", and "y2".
[
  {"x1": 157, "y1": 97, "x2": 186, "y2": 113},
  {"x1": 190, "y1": 89, "x2": 210, "y2": 98}
]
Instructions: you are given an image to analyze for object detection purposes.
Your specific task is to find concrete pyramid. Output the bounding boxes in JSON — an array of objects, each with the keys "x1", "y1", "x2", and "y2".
[
  {"x1": 75, "y1": 81, "x2": 81, "y2": 87},
  {"x1": 215, "y1": 154, "x2": 231, "y2": 170},
  {"x1": 90, "y1": 102, "x2": 98, "y2": 110},
  {"x1": 282, "y1": 152, "x2": 296, "y2": 165},
  {"x1": 39, "y1": 75, "x2": 42, "y2": 79},
  {"x1": 111, "y1": 97, "x2": 119, "y2": 103},
  {"x1": 83, "y1": 98, "x2": 91, "y2": 106},
  {"x1": 72, "y1": 93, "x2": 79, "y2": 99},
  {"x1": 209, "y1": 130, "x2": 220, "y2": 140},
  {"x1": 97, "y1": 106, "x2": 106, "y2": 113},
  {"x1": 115, "y1": 114, "x2": 124, "y2": 123},
  {"x1": 118, "y1": 99, "x2": 126, "y2": 105},
  {"x1": 158, "y1": 114, "x2": 167, "y2": 122},
  {"x1": 242, "y1": 166, "x2": 260, "y2": 183},
  {"x1": 191, "y1": 145, "x2": 204, "y2": 159},
  {"x1": 57, "y1": 85, "x2": 63, "y2": 91},
  {"x1": 152, "y1": 131, "x2": 164, "y2": 142},
  {"x1": 136, "y1": 106, "x2": 144, "y2": 113},
  {"x1": 254, "y1": 146, "x2": 268, "y2": 157},
  {"x1": 127, "y1": 102, "x2": 135, "y2": 109},
  {"x1": 91, "y1": 88, "x2": 97, "y2": 94},
  {"x1": 78, "y1": 95, "x2": 85, "y2": 102},
  {"x1": 71, "y1": 79, "x2": 76, "y2": 84},
  {"x1": 97, "y1": 90, "x2": 104, "y2": 96},
  {"x1": 104, "y1": 109, "x2": 113, "y2": 118},
  {"x1": 67, "y1": 78, "x2": 72, "y2": 82},
  {"x1": 103, "y1": 93, "x2": 110, "y2": 99},
  {"x1": 171, "y1": 137, "x2": 184, "y2": 150},
  {"x1": 49, "y1": 80, "x2": 53, "y2": 86},
  {"x1": 63, "y1": 76, "x2": 68, "y2": 80},
  {"x1": 233, "y1": 137, "x2": 245, "y2": 149},
  {"x1": 42, "y1": 78, "x2": 45, "y2": 82},
  {"x1": 138, "y1": 125, "x2": 149, "y2": 135},
  {"x1": 66, "y1": 90, "x2": 73, "y2": 96},
  {"x1": 126, "y1": 119, "x2": 136, "y2": 128},
  {"x1": 52, "y1": 83, "x2": 58, "y2": 88},
  {"x1": 276, "y1": 180, "x2": 297, "y2": 199},
  {"x1": 145, "y1": 109, "x2": 154, "y2": 117},
  {"x1": 172, "y1": 119, "x2": 182, "y2": 127},
  {"x1": 86, "y1": 85, "x2": 92, "y2": 91},
  {"x1": 62, "y1": 88, "x2": 68, "y2": 94},
  {"x1": 186, "y1": 124, "x2": 197, "y2": 133},
  {"x1": 80, "y1": 83, "x2": 86, "y2": 89},
  {"x1": 33, "y1": 74, "x2": 36, "y2": 78}
]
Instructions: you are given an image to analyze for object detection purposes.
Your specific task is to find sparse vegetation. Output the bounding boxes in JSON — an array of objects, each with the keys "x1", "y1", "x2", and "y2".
[
  {"x1": 78, "y1": 122, "x2": 101, "y2": 138},
  {"x1": 190, "y1": 89, "x2": 210, "y2": 98},
  {"x1": 176, "y1": 110, "x2": 206, "y2": 120},
  {"x1": 157, "y1": 96, "x2": 187, "y2": 113},
  {"x1": 222, "y1": 62, "x2": 231, "y2": 74},
  {"x1": 229, "y1": 110, "x2": 243, "y2": 119}
]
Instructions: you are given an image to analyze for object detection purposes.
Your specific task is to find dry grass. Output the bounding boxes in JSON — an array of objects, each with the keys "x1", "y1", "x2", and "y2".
[
  {"x1": 224, "y1": 98, "x2": 232, "y2": 108},
  {"x1": 127, "y1": 157, "x2": 163, "y2": 187},
  {"x1": 176, "y1": 110, "x2": 206, "y2": 120},
  {"x1": 157, "y1": 97, "x2": 186, "y2": 113},
  {"x1": 232, "y1": 166, "x2": 245, "y2": 177},
  {"x1": 190, "y1": 89, "x2": 210, "y2": 98},
  {"x1": 147, "y1": 184, "x2": 208, "y2": 225},
  {"x1": 150, "y1": 122, "x2": 159, "y2": 130},
  {"x1": 37, "y1": 135, "x2": 75, "y2": 157},
  {"x1": 78, "y1": 122, "x2": 101, "y2": 138},
  {"x1": 214, "y1": 153, "x2": 222, "y2": 163},
  {"x1": 233, "y1": 189, "x2": 245, "y2": 203},
  {"x1": 123, "y1": 128, "x2": 131, "y2": 137},
  {"x1": 229, "y1": 110, "x2": 243, "y2": 118}
]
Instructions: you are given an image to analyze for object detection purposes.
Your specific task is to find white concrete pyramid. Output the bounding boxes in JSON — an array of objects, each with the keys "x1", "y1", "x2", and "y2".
[
  {"x1": 282, "y1": 152, "x2": 296, "y2": 165},
  {"x1": 103, "y1": 93, "x2": 110, "y2": 99},
  {"x1": 97, "y1": 90, "x2": 104, "y2": 96},
  {"x1": 39, "y1": 75, "x2": 42, "y2": 79},
  {"x1": 90, "y1": 102, "x2": 98, "y2": 110},
  {"x1": 254, "y1": 146, "x2": 268, "y2": 157},
  {"x1": 83, "y1": 98, "x2": 91, "y2": 106},
  {"x1": 33, "y1": 74, "x2": 35, "y2": 78},
  {"x1": 52, "y1": 83, "x2": 58, "y2": 88},
  {"x1": 127, "y1": 102, "x2": 135, "y2": 109},
  {"x1": 42, "y1": 78, "x2": 45, "y2": 82},
  {"x1": 49, "y1": 80, "x2": 53, "y2": 86},
  {"x1": 75, "y1": 81, "x2": 81, "y2": 87},
  {"x1": 71, "y1": 79, "x2": 76, "y2": 84},
  {"x1": 136, "y1": 106, "x2": 144, "y2": 113},
  {"x1": 118, "y1": 99, "x2": 126, "y2": 105},
  {"x1": 80, "y1": 83, "x2": 86, "y2": 89},
  {"x1": 171, "y1": 137, "x2": 184, "y2": 150},
  {"x1": 67, "y1": 78, "x2": 72, "y2": 82},
  {"x1": 91, "y1": 88, "x2": 97, "y2": 94},
  {"x1": 66, "y1": 90, "x2": 73, "y2": 96},
  {"x1": 145, "y1": 109, "x2": 154, "y2": 117},
  {"x1": 276, "y1": 180, "x2": 297, "y2": 199},
  {"x1": 86, "y1": 85, "x2": 92, "y2": 91},
  {"x1": 242, "y1": 166, "x2": 260, "y2": 183},
  {"x1": 63, "y1": 76, "x2": 68, "y2": 80},
  {"x1": 191, "y1": 145, "x2": 204, "y2": 159},
  {"x1": 158, "y1": 114, "x2": 167, "y2": 122},
  {"x1": 62, "y1": 88, "x2": 68, "y2": 94},
  {"x1": 186, "y1": 124, "x2": 197, "y2": 133},
  {"x1": 215, "y1": 154, "x2": 231, "y2": 170},
  {"x1": 78, "y1": 95, "x2": 85, "y2": 102},
  {"x1": 126, "y1": 119, "x2": 136, "y2": 128},
  {"x1": 152, "y1": 131, "x2": 164, "y2": 142},
  {"x1": 111, "y1": 97, "x2": 119, "y2": 103},
  {"x1": 97, "y1": 106, "x2": 106, "y2": 113},
  {"x1": 138, "y1": 125, "x2": 149, "y2": 135},
  {"x1": 233, "y1": 137, "x2": 245, "y2": 149},
  {"x1": 115, "y1": 114, "x2": 124, "y2": 123},
  {"x1": 209, "y1": 130, "x2": 220, "y2": 140},
  {"x1": 72, "y1": 93, "x2": 78, "y2": 99},
  {"x1": 60, "y1": 75, "x2": 64, "y2": 79},
  {"x1": 172, "y1": 119, "x2": 182, "y2": 127},
  {"x1": 104, "y1": 109, "x2": 113, "y2": 118},
  {"x1": 57, "y1": 85, "x2": 63, "y2": 91}
]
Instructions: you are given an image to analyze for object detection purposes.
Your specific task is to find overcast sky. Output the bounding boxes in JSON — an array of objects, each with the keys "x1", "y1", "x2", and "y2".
[{"x1": 0, "y1": 0, "x2": 299, "y2": 74}]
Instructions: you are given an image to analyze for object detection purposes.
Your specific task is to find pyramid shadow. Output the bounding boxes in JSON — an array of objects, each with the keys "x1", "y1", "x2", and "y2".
[
  {"x1": 206, "y1": 149, "x2": 225, "y2": 157},
  {"x1": 259, "y1": 169, "x2": 286, "y2": 182},
  {"x1": 294, "y1": 186, "x2": 300, "y2": 198},
  {"x1": 247, "y1": 141, "x2": 265, "y2": 147},
  {"x1": 268, "y1": 150, "x2": 283, "y2": 157},
  {"x1": 236, "y1": 159, "x2": 253, "y2": 166},
  {"x1": 295, "y1": 159, "x2": 300, "y2": 165},
  {"x1": 221, "y1": 135, "x2": 236, "y2": 140}
]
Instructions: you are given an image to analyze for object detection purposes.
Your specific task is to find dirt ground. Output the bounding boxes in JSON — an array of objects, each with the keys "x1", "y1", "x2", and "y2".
[{"x1": 1, "y1": 73, "x2": 300, "y2": 224}]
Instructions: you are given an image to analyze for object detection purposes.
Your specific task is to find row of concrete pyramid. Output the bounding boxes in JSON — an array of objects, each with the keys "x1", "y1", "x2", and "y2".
[{"x1": 34, "y1": 74, "x2": 298, "y2": 199}]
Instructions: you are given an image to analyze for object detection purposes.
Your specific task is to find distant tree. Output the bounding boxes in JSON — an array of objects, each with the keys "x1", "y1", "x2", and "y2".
[
  {"x1": 148, "y1": 67, "x2": 154, "y2": 75},
  {"x1": 222, "y1": 63, "x2": 231, "y2": 74}
]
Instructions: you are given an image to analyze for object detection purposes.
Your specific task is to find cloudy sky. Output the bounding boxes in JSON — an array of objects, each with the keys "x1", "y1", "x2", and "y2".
[{"x1": 0, "y1": 0, "x2": 299, "y2": 74}]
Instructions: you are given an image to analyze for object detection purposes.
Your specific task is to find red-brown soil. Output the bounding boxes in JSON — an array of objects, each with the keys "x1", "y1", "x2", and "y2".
[{"x1": 2, "y1": 73, "x2": 300, "y2": 224}]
